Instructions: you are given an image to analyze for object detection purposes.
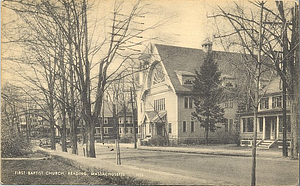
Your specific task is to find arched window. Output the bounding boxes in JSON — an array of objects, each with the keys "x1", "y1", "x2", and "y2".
[{"x1": 152, "y1": 63, "x2": 165, "y2": 85}]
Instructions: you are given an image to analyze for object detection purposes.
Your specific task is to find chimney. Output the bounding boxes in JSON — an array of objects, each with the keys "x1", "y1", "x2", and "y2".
[{"x1": 201, "y1": 38, "x2": 212, "y2": 53}]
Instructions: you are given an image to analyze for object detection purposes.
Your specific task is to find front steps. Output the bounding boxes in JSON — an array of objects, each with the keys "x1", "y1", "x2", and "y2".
[
  {"x1": 241, "y1": 139, "x2": 277, "y2": 149},
  {"x1": 257, "y1": 140, "x2": 276, "y2": 149}
]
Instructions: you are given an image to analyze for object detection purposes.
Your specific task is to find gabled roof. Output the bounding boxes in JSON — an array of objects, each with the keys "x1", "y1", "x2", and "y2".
[
  {"x1": 154, "y1": 44, "x2": 248, "y2": 94},
  {"x1": 145, "y1": 110, "x2": 167, "y2": 122}
]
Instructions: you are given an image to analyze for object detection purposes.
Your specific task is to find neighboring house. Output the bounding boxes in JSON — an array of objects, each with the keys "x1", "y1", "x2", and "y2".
[
  {"x1": 136, "y1": 40, "x2": 245, "y2": 144},
  {"x1": 239, "y1": 77, "x2": 292, "y2": 149},
  {"x1": 93, "y1": 102, "x2": 137, "y2": 141}
]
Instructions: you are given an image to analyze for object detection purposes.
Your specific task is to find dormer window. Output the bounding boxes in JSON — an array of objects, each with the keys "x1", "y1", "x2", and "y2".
[
  {"x1": 184, "y1": 79, "x2": 193, "y2": 85},
  {"x1": 175, "y1": 70, "x2": 195, "y2": 85}
]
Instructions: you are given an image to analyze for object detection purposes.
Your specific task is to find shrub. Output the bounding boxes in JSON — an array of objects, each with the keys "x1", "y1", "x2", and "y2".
[
  {"x1": 1, "y1": 124, "x2": 32, "y2": 158},
  {"x1": 149, "y1": 136, "x2": 168, "y2": 146},
  {"x1": 119, "y1": 137, "x2": 132, "y2": 143}
]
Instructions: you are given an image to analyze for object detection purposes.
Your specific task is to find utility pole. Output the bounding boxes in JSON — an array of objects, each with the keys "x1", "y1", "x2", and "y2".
[
  {"x1": 130, "y1": 87, "x2": 137, "y2": 149},
  {"x1": 280, "y1": 4, "x2": 289, "y2": 158},
  {"x1": 113, "y1": 103, "x2": 121, "y2": 165},
  {"x1": 272, "y1": 1, "x2": 293, "y2": 157}
]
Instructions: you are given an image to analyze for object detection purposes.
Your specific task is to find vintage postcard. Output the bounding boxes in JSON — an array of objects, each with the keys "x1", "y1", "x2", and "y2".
[{"x1": 1, "y1": 0, "x2": 299, "y2": 185}]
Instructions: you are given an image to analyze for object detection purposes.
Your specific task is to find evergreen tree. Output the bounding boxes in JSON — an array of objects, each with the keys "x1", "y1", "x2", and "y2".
[{"x1": 192, "y1": 53, "x2": 224, "y2": 145}]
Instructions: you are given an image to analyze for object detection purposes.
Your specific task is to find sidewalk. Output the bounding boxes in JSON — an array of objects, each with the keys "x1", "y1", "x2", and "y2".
[{"x1": 102, "y1": 143, "x2": 284, "y2": 159}]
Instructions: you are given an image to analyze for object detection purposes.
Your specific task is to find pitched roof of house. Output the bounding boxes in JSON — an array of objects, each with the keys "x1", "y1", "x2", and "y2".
[{"x1": 154, "y1": 44, "x2": 249, "y2": 94}]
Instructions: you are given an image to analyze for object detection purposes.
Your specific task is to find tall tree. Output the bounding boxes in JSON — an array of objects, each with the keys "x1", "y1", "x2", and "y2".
[
  {"x1": 192, "y1": 53, "x2": 224, "y2": 145},
  {"x1": 210, "y1": 1, "x2": 299, "y2": 159}
]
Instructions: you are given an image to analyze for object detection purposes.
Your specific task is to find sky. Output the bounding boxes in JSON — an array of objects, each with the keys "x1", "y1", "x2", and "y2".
[{"x1": 1, "y1": 0, "x2": 294, "y2": 85}]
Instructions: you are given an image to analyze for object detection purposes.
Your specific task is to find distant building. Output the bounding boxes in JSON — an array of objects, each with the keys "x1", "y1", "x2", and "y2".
[{"x1": 93, "y1": 101, "x2": 137, "y2": 142}]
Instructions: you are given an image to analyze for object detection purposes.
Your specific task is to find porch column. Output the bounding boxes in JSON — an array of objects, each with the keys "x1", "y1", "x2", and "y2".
[
  {"x1": 262, "y1": 116, "x2": 266, "y2": 140},
  {"x1": 276, "y1": 116, "x2": 279, "y2": 139},
  {"x1": 257, "y1": 117, "x2": 260, "y2": 133},
  {"x1": 240, "y1": 118, "x2": 243, "y2": 134}
]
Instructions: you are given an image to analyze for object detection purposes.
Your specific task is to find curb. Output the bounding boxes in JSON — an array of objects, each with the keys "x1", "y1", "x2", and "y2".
[{"x1": 136, "y1": 147, "x2": 252, "y2": 157}]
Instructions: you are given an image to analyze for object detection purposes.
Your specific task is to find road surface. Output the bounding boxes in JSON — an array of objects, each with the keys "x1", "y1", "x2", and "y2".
[{"x1": 84, "y1": 143, "x2": 299, "y2": 185}]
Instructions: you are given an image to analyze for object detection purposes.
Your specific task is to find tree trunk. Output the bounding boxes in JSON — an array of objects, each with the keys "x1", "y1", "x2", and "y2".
[
  {"x1": 50, "y1": 120, "x2": 56, "y2": 150},
  {"x1": 89, "y1": 120, "x2": 96, "y2": 157}
]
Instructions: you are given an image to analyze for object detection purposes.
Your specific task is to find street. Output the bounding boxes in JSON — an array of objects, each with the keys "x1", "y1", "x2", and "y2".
[{"x1": 83, "y1": 144, "x2": 299, "y2": 185}]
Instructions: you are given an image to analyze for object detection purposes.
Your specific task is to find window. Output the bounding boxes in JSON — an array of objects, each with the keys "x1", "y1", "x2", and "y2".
[
  {"x1": 260, "y1": 98, "x2": 269, "y2": 109},
  {"x1": 279, "y1": 116, "x2": 291, "y2": 132},
  {"x1": 247, "y1": 118, "x2": 254, "y2": 132},
  {"x1": 225, "y1": 99, "x2": 233, "y2": 108},
  {"x1": 119, "y1": 118, "x2": 122, "y2": 124},
  {"x1": 225, "y1": 102, "x2": 228, "y2": 108},
  {"x1": 184, "y1": 97, "x2": 193, "y2": 109},
  {"x1": 104, "y1": 128, "x2": 108, "y2": 134},
  {"x1": 259, "y1": 117, "x2": 263, "y2": 132},
  {"x1": 154, "y1": 98, "x2": 165, "y2": 111},
  {"x1": 224, "y1": 118, "x2": 228, "y2": 132},
  {"x1": 152, "y1": 64, "x2": 165, "y2": 85},
  {"x1": 242, "y1": 118, "x2": 246, "y2": 132},
  {"x1": 272, "y1": 96, "x2": 282, "y2": 108},
  {"x1": 183, "y1": 121, "x2": 187, "y2": 132},
  {"x1": 229, "y1": 119, "x2": 233, "y2": 133},
  {"x1": 119, "y1": 128, "x2": 122, "y2": 134},
  {"x1": 191, "y1": 121, "x2": 194, "y2": 133},
  {"x1": 242, "y1": 118, "x2": 253, "y2": 132},
  {"x1": 149, "y1": 125, "x2": 151, "y2": 133},
  {"x1": 229, "y1": 100, "x2": 233, "y2": 108},
  {"x1": 125, "y1": 128, "x2": 129, "y2": 133},
  {"x1": 130, "y1": 128, "x2": 133, "y2": 134},
  {"x1": 169, "y1": 123, "x2": 172, "y2": 133},
  {"x1": 104, "y1": 118, "x2": 108, "y2": 124},
  {"x1": 184, "y1": 79, "x2": 193, "y2": 85},
  {"x1": 184, "y1": 97, "x2": 188, "y2": 108},
  {"x1": 95, "y1": 128, "x2": 100, "y2": 134}
]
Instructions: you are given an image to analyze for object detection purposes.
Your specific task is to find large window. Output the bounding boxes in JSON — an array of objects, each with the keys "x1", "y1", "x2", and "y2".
[
  {"x1": 154, "y1": 98, "x2": 165, "y2": 111},
  {"x1": 152, "y1": 64, "x2": 165, "y2": 85},
  {"x1": 191, "y1": 121, "x2": 194, "y2": 133},
  {"x1": 183, "y1": 121, "x2": 187, "y2": 132},
  {"x1": 272, "y1": 96, "x2": 282, "y2": 108},
  {"x1": 184, "y1": 97, "x2": 193, "y2": 109},
  {"x1": 260, "y1": 98, "x2": 269, "y2": 109}
]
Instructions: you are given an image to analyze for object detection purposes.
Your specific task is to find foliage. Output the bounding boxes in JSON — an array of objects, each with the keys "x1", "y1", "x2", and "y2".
[
  {"x1": 149, "y1": 136, "x2": 168, "y2": 146},
  {"x1": 1, "y1": 123, "x2": 32, "y2": 158},
  {"x1": 192, "y1": 53, "x2": 224, "y2": 144},
  {"x1": 119, "y1": 137, "x2": 133, "y2": 143}
]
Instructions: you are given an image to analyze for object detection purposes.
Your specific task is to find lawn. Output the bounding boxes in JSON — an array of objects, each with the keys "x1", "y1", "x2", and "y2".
[{"x1": 1, "y1": 156, "x2": 110, "y2": 185}]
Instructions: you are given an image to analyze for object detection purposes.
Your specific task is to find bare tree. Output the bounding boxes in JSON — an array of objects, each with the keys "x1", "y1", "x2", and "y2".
[{"x1": 210, "y1": 1, "x2": 299, "y2": 160}]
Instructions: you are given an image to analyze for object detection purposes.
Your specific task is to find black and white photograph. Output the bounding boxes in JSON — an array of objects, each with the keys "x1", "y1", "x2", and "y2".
[{"x1": 1, "y1": 0, "x2": 299, "y2": 185}]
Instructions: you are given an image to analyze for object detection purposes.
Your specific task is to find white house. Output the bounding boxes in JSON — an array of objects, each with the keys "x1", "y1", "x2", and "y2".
[{"x1": 239, "y1": 77, "x2": 292, "y2": 148}]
